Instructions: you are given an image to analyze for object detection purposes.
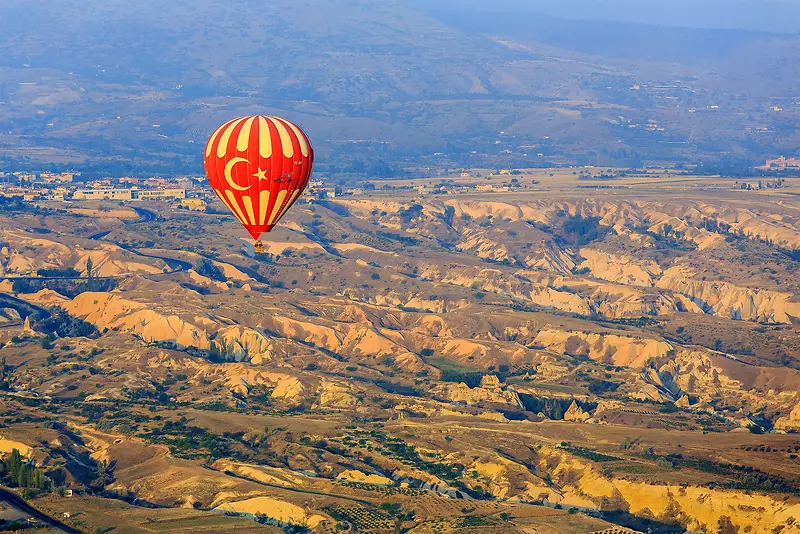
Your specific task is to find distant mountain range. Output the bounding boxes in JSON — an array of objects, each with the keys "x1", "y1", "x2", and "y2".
[
  {"x1": 0, "y1": 0, "x2": 799, "y2": 176},
  {"x1": 422, "y1": 0, "x2": 800, "y2": 33}
]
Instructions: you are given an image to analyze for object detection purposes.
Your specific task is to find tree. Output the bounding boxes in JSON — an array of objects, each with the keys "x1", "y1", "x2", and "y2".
[
  {"x1": 86, "y1": 257, "x2": 94, "y2": 278},
  {"x1": 94, "y1": 459, "x2": 111, "y2": 491},
  {"x1": 7, "y1": 449, "x2": 23, "y2": 475},
  {"x1": 34, "y1": 467, "x2": 46, "y2": 490}
]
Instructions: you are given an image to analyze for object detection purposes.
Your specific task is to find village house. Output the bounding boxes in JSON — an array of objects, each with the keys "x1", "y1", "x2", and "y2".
[{"x1": 765, "y1": 156, "x2": 800, "y2": 169}]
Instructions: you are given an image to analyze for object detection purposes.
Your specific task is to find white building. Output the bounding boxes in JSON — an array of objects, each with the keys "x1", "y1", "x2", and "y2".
[
  {"x1": 72, "y1": 188, "x2": 185, "y2": 201},
  {"x1": 73, "y1": 188, "x2": 133, "y2": 201}
]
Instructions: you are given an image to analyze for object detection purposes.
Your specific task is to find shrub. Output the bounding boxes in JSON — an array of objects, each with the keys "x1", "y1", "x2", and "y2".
[
  {"x1": 37, "y1": 267, "x2": 81, "y2": 278},
  {"x1": 12, "y1": 277, "x2": 118, "y2": 298},
  {"x1": 194, "y1": 259, "x2": 227, "y2": 282},
  {"x1": 561, "y1": 215, "x2": 610, "y2": 246},
  {"x1": 38, "y1": 309, "x2": 100, "y2": 339},
  {"x1": 588, "y1": 379, "x2": 620, "y2": 395}
]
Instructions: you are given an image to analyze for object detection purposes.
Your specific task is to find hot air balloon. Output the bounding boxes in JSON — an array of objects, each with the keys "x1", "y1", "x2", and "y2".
[{"x1": 204, "y1": 116, "x2": 314, "y2": 253}]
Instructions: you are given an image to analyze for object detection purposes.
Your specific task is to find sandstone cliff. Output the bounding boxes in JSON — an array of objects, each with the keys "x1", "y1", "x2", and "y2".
[
  {"x1": 533, "y1": 329, "x2": 672, "y2": 368},
  {"x1": 579, "y1": 248, "x2": 662, "y2": 287},
  {"x1": 657, "y1": 265, "x2": 800, "y2": 323}
]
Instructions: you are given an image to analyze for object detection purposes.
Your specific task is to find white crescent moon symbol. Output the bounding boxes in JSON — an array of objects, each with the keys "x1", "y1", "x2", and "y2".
[{"x1": 224, "y1": 157, "x2": 252, "y2": 191}]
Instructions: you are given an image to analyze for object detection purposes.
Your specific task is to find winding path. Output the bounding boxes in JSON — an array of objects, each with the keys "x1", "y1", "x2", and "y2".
[
  {"x1": 4, "y1": 206, "x2": 275, "y2": 287},
  {"x1": 0, "y1": 292, "x2": 52, "y2": 319},
  {"x1": 200, "y1": 464, "x2": 375, "y2": 506},
  {"x1": 1, "y1": 206, "x2": 190, "y2": 283},
  {"x1": 89, "y1": 206, "x2": 192, "y2": 273},
  {"x1": 0, "y1": 487, "x2": 81, "y2": 534}
]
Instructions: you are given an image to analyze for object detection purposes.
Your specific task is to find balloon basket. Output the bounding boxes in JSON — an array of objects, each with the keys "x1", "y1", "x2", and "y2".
[{"x1": 254, "y1": 241, "x2": 265, "y2": 254}]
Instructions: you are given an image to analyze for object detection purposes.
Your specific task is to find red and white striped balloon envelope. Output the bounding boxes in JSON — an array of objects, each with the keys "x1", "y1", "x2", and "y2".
[{"x1": 203, "y1": 116, "x2": 314, "y2": 242}]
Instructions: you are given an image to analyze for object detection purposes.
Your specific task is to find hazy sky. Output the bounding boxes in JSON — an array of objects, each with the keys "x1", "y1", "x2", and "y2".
[{"x1": 425, "y1": 0, "x2": 800, "y2": 33}]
